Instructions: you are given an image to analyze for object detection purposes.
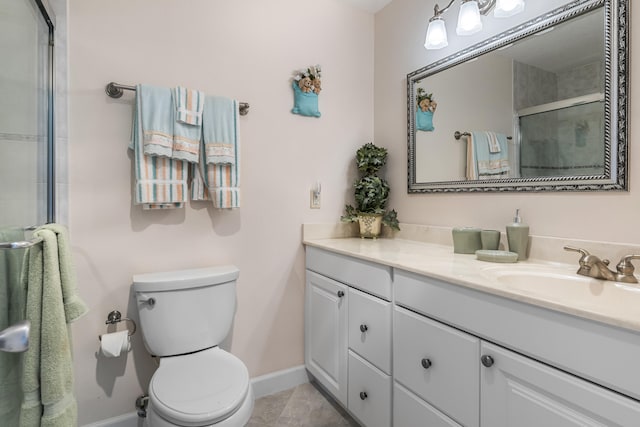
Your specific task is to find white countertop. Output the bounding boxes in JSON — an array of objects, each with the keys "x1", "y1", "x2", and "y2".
[{"x1": 303, "y1": 236, "x2": 640, "y2": 333}]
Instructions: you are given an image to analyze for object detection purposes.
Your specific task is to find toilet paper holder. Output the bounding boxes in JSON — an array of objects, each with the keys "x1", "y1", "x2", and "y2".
[{"x1": 98, "y1": 310, "x2": 137, "y2": 341}]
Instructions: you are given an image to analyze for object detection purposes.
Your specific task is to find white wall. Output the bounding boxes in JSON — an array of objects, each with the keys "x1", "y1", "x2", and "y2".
[
  {"x1": 68, "y1": 0, "x2": 373, "y2": 423},
  {"x1": 375, "y1": 0, "x2": 640, "y2": 243}
]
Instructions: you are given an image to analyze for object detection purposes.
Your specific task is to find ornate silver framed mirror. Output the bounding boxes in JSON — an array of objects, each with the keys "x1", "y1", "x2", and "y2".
[{"x1": 407, "y1": 0, "x2": 628, "y2": 193}]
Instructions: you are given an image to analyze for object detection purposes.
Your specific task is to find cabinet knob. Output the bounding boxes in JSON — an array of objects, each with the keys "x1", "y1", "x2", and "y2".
[
  {"x1": 481, "y1": 354, "x2": 494, "y2": 367},
  {"x1": 359, "y1": 391, "x2": 368, "y2": 400},
  {"x1": 360, "y1": 324, "x2": 368, "y2": 333},
  {"x1": 337, "y1": 290, "x2": 345, "y2": 298},
  {"x1": 421, "y1": 358, "x2": 432, "y2": 369}
]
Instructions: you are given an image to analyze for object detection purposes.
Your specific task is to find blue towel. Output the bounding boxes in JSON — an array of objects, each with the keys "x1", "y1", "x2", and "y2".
[
  {"x1": 138, "y1": 85, "x2": 175, "y2": 159},
  {"x1": 131, "y1": 87, "x2": 189, "y2": 209},
  {"x1": 192, "y1": 96, "x2": 240, "y2": 208},
  {"x1": 172, "y1": 87, "x2": 203, "y2": 163},
  {"x1": 202, "y1": 96, "x2": 237, "y2": 165},
  {"x1": 471, "y1": 131, "x2": 510, "y2": 177}
]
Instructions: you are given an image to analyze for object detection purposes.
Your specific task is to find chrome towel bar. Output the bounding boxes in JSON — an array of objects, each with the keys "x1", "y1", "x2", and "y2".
[
  {"x1": 454, "y1": 131, "x2": 512, "y2": 140},
  {"x1": 0, "y1": 237, "x2": 43, "y2": 250},
  {"x1": 105, "y1": 82, "x2": 250, "y2": 116}
]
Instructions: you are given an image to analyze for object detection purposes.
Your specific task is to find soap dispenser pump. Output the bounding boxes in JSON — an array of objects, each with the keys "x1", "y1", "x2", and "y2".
[{"x1": 507, "y1": 209, "x2": 529, "y2": 261}]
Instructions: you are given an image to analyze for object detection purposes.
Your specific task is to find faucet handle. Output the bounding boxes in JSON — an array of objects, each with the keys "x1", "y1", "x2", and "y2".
[
  {"x1": 564, "y1": 246, "x2": 593, "y2": 276},
  {"x1": 616, "y1": 255, "x2": 640, "y2": 281},
  {"x1": 564, "y1": 246, "x2": 590, "y2": 259}
]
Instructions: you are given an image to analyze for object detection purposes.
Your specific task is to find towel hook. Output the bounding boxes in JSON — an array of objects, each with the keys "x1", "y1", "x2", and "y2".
[{"x1": 99, "y1": 310, "x2": 136, "y2": 341}]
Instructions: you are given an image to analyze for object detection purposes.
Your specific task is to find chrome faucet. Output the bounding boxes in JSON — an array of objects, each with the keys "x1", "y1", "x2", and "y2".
[{"x1": 564, "y1": 246, "x2": 640, "y2": 283}]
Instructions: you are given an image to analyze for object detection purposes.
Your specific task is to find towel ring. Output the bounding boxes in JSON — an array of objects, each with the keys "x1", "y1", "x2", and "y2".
[{"x1": 98, "y1": 310, "x2": 136, "y2": 341}]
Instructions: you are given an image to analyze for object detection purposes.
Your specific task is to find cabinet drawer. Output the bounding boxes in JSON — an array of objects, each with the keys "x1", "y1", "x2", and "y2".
[
  {"x1": 306, "y1": 246, "x2": 392, "y2": 300},
  {"x1": 348, "y1": 287, "x2": 392, "y2": 374},
  {"x1": 481, "y1": 341, "x2": 640, "y2": 427},
  {"x1": 394, "y1": 306, "x2": 480, "y2": 427},
  {"x1": 394, "y1": 383, "x2": 462, "y2": 427},
  {"x1": 348, "y1": 350, "x2": 391, "y2": 427}
]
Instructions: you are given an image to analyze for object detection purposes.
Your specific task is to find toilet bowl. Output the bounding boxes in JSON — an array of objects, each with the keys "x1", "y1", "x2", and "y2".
[
  {"x1": 133, "y1": 266, "x2": 254, "y2": 427},
  {"x1": 146, "y1": 348, "x2": 254, "y2": 427}
]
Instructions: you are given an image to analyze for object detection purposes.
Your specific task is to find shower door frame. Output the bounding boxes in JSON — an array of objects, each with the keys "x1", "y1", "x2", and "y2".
[
  {"x1": 35, "y1": 0, "x2": 56, "y2": 224},
  {"x1": 31, "y1": 0, "x2": 56, "y2": 225}
]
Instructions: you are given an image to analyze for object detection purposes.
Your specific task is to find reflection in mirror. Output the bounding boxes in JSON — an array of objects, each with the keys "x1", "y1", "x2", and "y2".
[{"x1": 407, "y1": 0, "x2": 628, "y2": 193}]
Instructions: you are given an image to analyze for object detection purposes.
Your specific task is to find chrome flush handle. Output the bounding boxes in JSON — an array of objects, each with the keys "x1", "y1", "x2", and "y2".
[{"x1": 138, "y1": 294, "x2": 156, "y2": 307}]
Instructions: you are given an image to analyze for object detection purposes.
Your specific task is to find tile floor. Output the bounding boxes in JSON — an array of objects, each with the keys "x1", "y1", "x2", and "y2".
[{"x1": 247, "y1": 382, "x2": 360, "y2": 427}]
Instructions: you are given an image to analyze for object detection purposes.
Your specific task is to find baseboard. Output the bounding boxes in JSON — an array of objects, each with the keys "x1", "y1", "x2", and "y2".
[
  {"x1": 82, "y1": 412, "x2": 140, "y2": 427},
  {"x1": 82, "y1": 365, "x2": 309, "y2": 426},
  {"x1": 251, "y1": 364, "x2": 309, "y2": 399}
]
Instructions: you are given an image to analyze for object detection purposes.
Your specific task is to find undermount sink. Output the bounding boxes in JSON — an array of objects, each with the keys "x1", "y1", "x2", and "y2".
[{"x1": 480, "y1": 265, "x2": 606, "y2": 302}]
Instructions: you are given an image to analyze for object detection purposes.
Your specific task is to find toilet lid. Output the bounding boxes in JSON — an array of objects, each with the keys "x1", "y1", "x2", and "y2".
[{"x1": 149, "y1": 348, "x2": 250, "y2": 426}]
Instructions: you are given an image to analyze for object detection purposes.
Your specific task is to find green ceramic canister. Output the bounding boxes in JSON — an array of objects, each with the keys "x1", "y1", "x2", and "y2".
[{"x1": 452, "y1": 227, "x2": 483, "y2": 254}]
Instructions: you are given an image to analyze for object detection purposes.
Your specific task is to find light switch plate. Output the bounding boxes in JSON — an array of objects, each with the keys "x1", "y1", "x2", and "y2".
[{"x1": 310, "y1": 189, "x2": 321, "y2": 209}]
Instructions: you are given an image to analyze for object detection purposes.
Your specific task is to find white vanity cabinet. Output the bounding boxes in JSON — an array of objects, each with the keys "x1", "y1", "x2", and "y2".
[
  {"x1": 305, "y1": 245, "x2": 640, "y2": 427},
  {"x1": 305, "y1": 246, "x2": 392, "y2": 427}
]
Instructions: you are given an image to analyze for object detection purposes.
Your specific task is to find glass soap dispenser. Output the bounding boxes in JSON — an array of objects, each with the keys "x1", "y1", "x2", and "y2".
[{"x1": 507, "y1": 209, "x2": 529, "y2": 261}]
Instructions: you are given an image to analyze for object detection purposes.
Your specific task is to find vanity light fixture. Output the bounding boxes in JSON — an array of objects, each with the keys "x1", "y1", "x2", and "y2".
[{"x1": 424, "y1": 0, "x2": 526, "y2": 50}]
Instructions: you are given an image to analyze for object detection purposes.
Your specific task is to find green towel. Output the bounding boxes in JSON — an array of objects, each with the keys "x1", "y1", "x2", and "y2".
[
  {"x1": 20, "y1": 225, "x2": 88, "y2": 427},
  {"x1": 38, "y1": 224, "x2": 88, "y2": 323},
  {"x1": 0, "y1": 227, "x2": 28, "y2": 426}
]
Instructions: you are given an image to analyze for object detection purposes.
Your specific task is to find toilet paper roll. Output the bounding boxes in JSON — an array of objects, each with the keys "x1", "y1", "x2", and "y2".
[{"x1": 100, "y1": 330, "x2": 131, "y2": 358}]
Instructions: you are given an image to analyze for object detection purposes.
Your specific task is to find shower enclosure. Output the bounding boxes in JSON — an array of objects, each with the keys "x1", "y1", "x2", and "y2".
[
  {"x1": 0, "y1": 0, "x2": 55, "y2": 227},
  {"x1": 1, "y1": 0, "x2": 56, "y2": 424}
]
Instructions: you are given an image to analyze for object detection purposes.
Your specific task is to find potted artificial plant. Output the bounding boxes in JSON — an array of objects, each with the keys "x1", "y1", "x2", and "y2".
[{"x1": 341, "y1": 143, "x2": 400, "y2": 238}]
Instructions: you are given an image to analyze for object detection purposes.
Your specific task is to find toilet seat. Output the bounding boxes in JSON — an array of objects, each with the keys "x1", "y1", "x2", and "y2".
[{"x1": 149, "y1": 347, "x2": 250, "y2": 426}]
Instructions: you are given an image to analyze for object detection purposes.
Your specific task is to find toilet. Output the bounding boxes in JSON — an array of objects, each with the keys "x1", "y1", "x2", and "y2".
[{"x1": 133, "y1": 266, "x2": 254, "y2": 427}]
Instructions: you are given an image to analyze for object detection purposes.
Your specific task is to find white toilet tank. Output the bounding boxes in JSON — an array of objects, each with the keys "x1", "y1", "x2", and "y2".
[{"x1": 132, "y1": 266, "x2": 239, "y2": 357}]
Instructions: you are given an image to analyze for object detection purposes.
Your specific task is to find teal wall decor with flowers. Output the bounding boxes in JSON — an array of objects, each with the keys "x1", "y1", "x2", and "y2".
[
  {"x1": 416, "y1": 88, "x2": 437, "y2": 132},
  {"x1": 292, "y1": 65, "x2": 322, "y2": 118}
]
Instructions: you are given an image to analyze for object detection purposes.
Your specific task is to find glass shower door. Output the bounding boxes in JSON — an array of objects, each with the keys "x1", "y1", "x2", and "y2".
[
  {"x1": 0, "y1": 0, "x2": 55, "y2": 424},
  {"x1": 0, "y1": 0, "x2": 54, "y2": 229}
]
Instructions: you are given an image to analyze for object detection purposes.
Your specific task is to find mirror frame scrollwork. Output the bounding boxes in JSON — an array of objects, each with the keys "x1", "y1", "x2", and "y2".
[{"x1": 407, "y1": 0, "x2": 628, "y2": 193}]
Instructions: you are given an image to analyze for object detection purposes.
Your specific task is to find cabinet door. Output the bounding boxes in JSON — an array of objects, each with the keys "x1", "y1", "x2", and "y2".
[
  {"x1": 304, "y1": 270, "x2": 348, "y2": 406},
  {"x1": 481, "y1": 341, "x2": 640, "y2": 427},
  {"x1": 348, "y1": 350, "x2": 392, "y2": 427},
  {"x1": 348, "y1": 287, "x2": 392, "y2": 374},
  {"x1": 394, "y1": 306, "x2": 480, "y2": 427}
]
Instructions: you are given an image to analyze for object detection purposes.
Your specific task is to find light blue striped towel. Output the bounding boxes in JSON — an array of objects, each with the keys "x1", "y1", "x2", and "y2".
[
  {"x1": 472, "y1": 131, "x2": 510, "y2": 176},
  {"x1": 191, "y1": 97, "x2": 240, "y2": 208},
  {"x1": 173, "y1": 86, "x2": 204, "y2": 163},
  {"x1": 138, "y1": 85, "x2": 174, "y2": 159},
  {"x1": 131, "y1": 87, "x2": 188, "y2": 209},
  {"x1": 203, "y1": 96, "x2": 237, "y2": 165},
  {"x1": 174, "y1": 86, "x2": 204, "y2": 125}
]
